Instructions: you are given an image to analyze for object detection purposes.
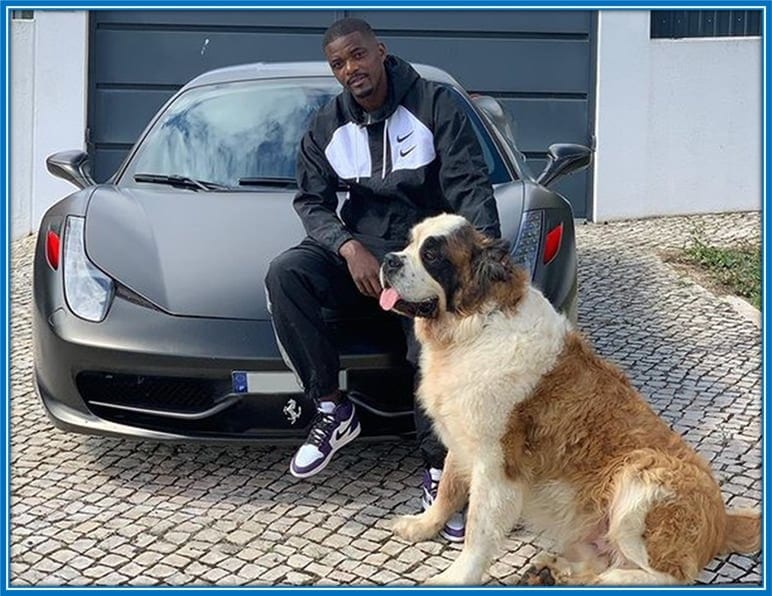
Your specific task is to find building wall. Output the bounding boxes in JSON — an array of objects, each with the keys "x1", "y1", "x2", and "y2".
[
  {"x1": 10, "y1": 16, "x2": 34, "y2": 239},
  {"x1": 594, "y1": 10, "x2": 761, "y2": 221},
  {"x1": 10, "y1": 11, "x2": 88, "y2": 239},
  {"x1": 9, "y1": 10, "x2": 763, "y2": 239}
]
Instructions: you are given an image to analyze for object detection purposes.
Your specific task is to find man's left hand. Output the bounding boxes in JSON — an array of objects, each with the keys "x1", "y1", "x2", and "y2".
[{"x1": 339, "y1": 239, "x2": 383, "y2": 298}]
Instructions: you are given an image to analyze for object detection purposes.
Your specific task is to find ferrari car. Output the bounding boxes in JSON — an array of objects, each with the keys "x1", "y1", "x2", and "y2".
[{"x1": 33, "y1": 61, "x2": 591, "y2": 443}]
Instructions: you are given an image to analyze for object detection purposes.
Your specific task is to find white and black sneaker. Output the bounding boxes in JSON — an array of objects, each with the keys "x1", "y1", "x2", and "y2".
[
  {"x1": 289, "y1": 398, "x2": 361, "y2": 478},
  {"x1": 422, "y1": 467, "x2": 466, "y2": 543}
]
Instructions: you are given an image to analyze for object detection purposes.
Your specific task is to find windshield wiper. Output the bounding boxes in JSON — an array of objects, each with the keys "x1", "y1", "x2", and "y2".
[
  {"x1": 238, "y1": 176, "x2": 297, "y2": 188},
  {"x1": 134, "y1": 173, "x2": 230, "y2": 191},
  {"x1": 239, "y1": 177, "x2": 351, "y2": 191}
]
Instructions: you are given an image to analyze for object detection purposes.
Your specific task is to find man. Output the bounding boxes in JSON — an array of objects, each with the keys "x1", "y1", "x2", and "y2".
[{"x1": 265, "y1": 17, "x2": 500, "y2": 542}]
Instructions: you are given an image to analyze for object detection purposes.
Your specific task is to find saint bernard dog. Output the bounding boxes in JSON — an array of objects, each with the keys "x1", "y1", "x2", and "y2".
[{"x1": 378, "y1": 213, "x2": 760, "y2": 586}]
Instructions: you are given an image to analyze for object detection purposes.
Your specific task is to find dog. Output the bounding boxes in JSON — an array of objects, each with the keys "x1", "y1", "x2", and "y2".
[{"x1": 378, "y1": 213, "x2": 760, "y2": 585}]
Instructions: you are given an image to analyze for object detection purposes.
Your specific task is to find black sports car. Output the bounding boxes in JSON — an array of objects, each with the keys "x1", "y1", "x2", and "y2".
[{"x1": 34, "y1": 62, "x2": 591, "y2": 443}]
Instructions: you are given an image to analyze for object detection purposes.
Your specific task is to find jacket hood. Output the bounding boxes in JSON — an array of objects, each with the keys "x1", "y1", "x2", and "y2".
[{"x1": 342, "y1": 55, "x2": 420, "y2": 125}]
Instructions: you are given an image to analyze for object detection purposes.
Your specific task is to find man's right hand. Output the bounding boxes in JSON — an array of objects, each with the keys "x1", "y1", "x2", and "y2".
[{"x1": 339, "y1": 239, "x2": 383, "y2": 299}]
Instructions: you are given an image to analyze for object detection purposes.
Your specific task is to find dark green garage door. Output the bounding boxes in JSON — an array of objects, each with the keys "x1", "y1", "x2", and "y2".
[{"x1": 88, "y1": 10, "x2": 596, "y2": 217}]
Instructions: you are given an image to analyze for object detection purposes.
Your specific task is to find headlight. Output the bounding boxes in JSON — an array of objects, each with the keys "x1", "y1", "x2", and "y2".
[
  {"x1": 63, "y1": 216, "x2": 114, "y2": 322},
  {"x1": 511, "y1": 210, "x2": 543, "y2": 279}
]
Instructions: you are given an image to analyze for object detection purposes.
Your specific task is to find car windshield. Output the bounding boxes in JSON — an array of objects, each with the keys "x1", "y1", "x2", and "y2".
[
  {"x1": 120, "y1": 76, "x2": 511, "y2": 189},
  {"x1": 121, "y1": 78, "x2": 340, "y2": 188}
]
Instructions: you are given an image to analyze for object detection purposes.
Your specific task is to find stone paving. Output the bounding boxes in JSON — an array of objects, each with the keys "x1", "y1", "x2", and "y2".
[{"x1": 8, "y1": 211, "x2": 763, "y2": 586}]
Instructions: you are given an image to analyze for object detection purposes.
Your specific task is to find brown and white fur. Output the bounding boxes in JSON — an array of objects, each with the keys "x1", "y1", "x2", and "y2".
[{"x1": 379, "y1": 213, "x2": 760, "y2": 586}]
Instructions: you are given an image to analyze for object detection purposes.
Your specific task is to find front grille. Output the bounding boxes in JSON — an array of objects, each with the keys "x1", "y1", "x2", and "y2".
[
  {"x1": 72, "y1": 369, "x2": 417, "y2": 439},
  {"x1": 76, "y1": 371, "x2": 232, "y2": 415}
]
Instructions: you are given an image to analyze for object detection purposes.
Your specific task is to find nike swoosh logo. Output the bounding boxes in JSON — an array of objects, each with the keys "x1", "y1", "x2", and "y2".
[
  {"x1": 334, "y1": 425, "x2": 353, "y2": 442},
  {"x1": 400, "y1": 146, "x2": 416, "y2": 158},
  {"x1": 396, "y1": 130, "x2": 414, "y2": 143},
  {"x1": 333, "y1": 410, "x2": 356, "y2": 442}
]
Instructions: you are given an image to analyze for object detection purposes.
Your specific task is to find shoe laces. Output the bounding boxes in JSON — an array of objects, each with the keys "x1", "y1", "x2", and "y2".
[{"x1": 307, "y1": 409, "x2": 336, "y2": 447}]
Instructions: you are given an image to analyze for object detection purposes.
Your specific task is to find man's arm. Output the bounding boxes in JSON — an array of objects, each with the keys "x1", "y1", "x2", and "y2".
[
  {"x1": 294, "y1": 127, "x2": 382, "y2": 298},
  {"x1": 293, "y1": 127, "x2": 355, "y2": 254},
  {"x1": 432, "y1": 86, "x2": 501, "y2": 239}
]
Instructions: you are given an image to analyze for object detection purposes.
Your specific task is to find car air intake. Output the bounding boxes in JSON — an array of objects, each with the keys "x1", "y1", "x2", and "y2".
[{"x1": 76, "y1": 372, "x2": 235, "y2": 420}]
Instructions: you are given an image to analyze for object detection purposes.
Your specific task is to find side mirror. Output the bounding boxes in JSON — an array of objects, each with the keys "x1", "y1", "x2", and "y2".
[
  {"x1": 46, "y1": 150, "x2": 96, "y2": 189},
  {"x1": 536, "y1": 144, "x2": 592, "y2": 188}
]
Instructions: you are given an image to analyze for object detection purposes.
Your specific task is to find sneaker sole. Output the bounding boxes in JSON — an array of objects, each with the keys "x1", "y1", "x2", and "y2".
[
  {"x1": 440, "y1": 528, "x2": 465, "y2": 543},
  {"x1": 289, "y1": 422, "x2": 361, "y2": 479}
]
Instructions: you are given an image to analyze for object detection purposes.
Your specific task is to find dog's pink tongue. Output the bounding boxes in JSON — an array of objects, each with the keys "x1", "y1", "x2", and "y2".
[{"x1": 379, "y1": 288, "x2": 401, "y2": 311}]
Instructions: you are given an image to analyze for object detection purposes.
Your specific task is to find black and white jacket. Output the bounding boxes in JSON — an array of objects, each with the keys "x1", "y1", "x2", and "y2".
[{"x1": 294, "y1": 55, "x2": 501, "y2": 260}]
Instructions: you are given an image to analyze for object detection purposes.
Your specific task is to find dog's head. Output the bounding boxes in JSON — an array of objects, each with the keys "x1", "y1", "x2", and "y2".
[{"x1": 379, "y1": 213, "x2": 527, "y2": 318}]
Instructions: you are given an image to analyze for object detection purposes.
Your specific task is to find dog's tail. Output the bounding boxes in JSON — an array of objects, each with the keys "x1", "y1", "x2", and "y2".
[{"x1": 721, "y1": 508, "x2": 761, "y2": 554}]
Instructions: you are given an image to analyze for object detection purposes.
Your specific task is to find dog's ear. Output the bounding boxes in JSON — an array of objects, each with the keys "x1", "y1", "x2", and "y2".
[
  {"x1": 456, "y1": 235, "x2": 526, "y2": 315},
  {"x1": 473, "y1": 238, "x2": 512, "y2": 286}
]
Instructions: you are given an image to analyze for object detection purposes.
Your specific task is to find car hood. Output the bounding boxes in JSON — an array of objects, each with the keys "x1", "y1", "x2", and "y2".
[{"x1": 85, "y1": 186, "x2": 306, "y2": 320}]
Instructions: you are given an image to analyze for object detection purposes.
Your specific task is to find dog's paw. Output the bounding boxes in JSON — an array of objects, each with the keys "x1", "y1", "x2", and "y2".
[
  {"x1": 517, "y1": 565, "x2": 557, "y2": 586},
  {"x1": 517, "y1": 554, "x2": 580, "y2": 586},
  {"x1": 424, "y1": 567, "x2": 468, "y2": 586},
  {"x1": 424, "y1": 556, "x2": 482, "y2": 586},
  {"x1": 391, "y1": 513, "x2": 439, "y2": 542}
]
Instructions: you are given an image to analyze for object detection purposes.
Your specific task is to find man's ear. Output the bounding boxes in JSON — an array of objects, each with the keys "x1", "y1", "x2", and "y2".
[{"x1": 377, "y1": 41, "x2": 387, "y2": 60}]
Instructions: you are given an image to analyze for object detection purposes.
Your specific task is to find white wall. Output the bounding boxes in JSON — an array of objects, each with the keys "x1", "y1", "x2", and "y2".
[
  {"x1": 594, "y1": 10, "x2": 762, "y2": 221},
  {"x1": 10, "y1": 17, "x2": 34, "y2": 239},
  {"x1": 11, "y1": 10, "x2": 88, "y2": 239}
]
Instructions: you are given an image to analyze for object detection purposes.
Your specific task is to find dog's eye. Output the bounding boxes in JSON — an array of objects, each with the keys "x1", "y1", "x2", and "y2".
[{"x1": 423, "y1": 248, "x2": 438, "y2": 262}]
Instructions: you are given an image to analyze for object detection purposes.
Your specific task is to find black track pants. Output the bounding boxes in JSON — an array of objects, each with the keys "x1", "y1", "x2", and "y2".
[{"x1": 264, "y1": 237, "x2": 447, "y2": 469}]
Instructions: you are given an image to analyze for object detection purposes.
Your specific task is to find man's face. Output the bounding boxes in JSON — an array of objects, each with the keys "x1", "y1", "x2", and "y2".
[{"x1": 325, "y1": 31, "x2": 387, "y2": 110}]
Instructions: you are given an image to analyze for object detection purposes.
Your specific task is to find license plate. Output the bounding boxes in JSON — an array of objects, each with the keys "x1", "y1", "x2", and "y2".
[{"x1": 231, "y1": 370, "x2": 348, "y2": 394}]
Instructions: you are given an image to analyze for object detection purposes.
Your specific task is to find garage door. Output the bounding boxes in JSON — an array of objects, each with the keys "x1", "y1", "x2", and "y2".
[{"x1": 88, "y1": 10, "x2": 596, "y2": 217}]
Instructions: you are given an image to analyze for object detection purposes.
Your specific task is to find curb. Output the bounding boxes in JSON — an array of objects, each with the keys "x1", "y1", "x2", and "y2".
[{"x1": 723, "y1": 295, "x2": 761, "y2": 328}]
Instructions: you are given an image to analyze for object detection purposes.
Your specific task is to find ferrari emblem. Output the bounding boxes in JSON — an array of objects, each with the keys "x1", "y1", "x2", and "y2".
[{"x1": 283, "y1": 398, "x2": 301, "y2": 425}]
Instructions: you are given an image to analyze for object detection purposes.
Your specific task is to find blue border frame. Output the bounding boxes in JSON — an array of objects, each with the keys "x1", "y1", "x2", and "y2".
[
  {"x1": 0, "y1": 2, "x2": 768, "y2": 7},
  {"x1": 1, "y1": 1, "x2": 767, "y2": 594}
]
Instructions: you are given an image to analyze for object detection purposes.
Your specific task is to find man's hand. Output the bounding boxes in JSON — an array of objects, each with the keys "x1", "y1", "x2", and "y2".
[{"x1": 339, "y1": 240, "x2": 383, "y2": 298}]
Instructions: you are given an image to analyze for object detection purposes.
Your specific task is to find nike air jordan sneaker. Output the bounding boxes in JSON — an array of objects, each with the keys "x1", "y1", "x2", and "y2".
[
  {"x1": 289, "y1": 398, "x2": 361, "y2": 478},
  {"x1": 422, "y1": 467, "x2": 466, "y2": 543}
]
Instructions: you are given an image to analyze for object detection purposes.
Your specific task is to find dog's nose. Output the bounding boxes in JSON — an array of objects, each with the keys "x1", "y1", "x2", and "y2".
[{"x1": 383, "y1": 253, "x2": 403, "y2": 272}]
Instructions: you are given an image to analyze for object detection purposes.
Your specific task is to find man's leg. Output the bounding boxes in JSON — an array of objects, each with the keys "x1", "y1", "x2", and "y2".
[
  {"x1": 398, "y1": 318, "x2": 447, "y2": 466},
  {"x1": 265, "y1": 237, "x2": 368, "y2": 478},
  {"x1": 399, "y1": 318, "x2": 466, "y2": 543}
]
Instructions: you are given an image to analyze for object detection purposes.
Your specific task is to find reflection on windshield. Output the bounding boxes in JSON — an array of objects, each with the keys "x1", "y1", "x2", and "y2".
[{"x1": 123, "y1": 79, "x2": 340, "y2": 188}]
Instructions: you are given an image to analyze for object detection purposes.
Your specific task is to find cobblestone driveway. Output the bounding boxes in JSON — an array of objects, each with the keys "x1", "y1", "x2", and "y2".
[{"x1": 9, "y1": 212, "x2": 762, "y2": 586}]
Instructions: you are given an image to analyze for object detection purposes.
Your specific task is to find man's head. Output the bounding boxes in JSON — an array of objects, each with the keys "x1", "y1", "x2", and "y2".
[{"x1": 323, "y1": 18, "x2": 388, "y2": 112}]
